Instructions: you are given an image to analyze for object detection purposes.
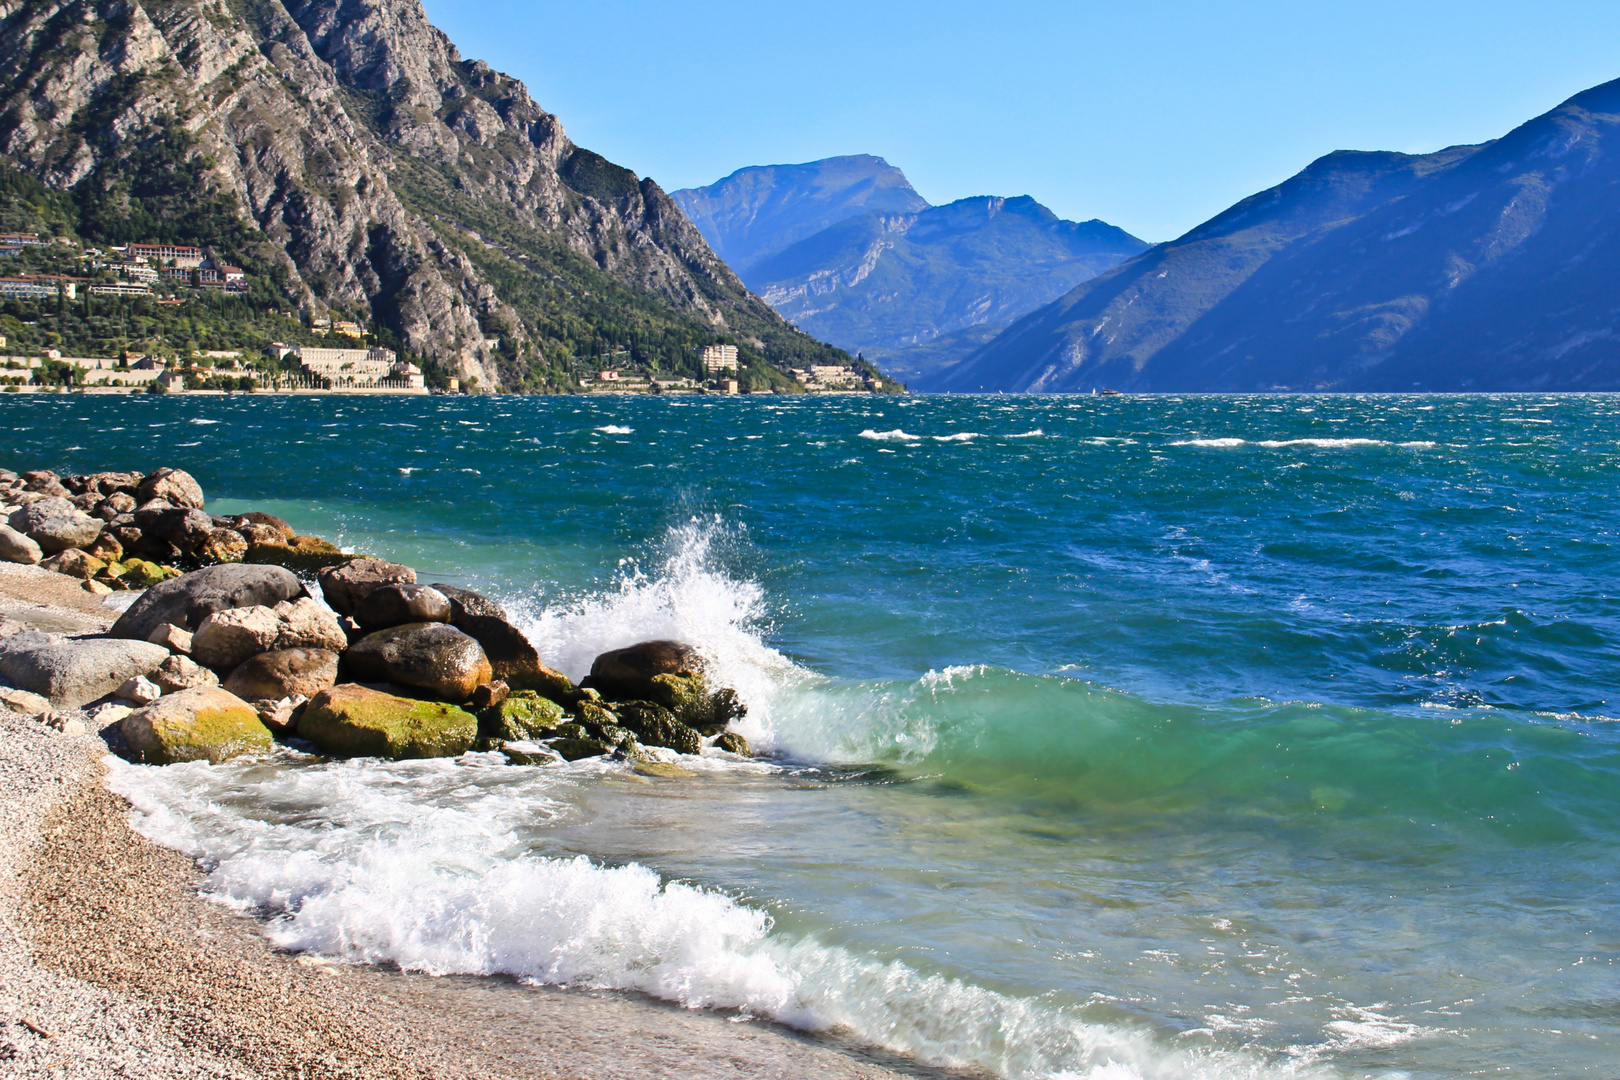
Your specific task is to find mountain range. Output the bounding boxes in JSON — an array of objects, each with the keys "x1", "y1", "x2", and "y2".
[
  {"x1": 938, "y1": 77, "x2": 1620, "y2": 393},
  {"x1": 673, "y1": 158, "x2": 1147, "y2": 382},
  {"x1": 0, "y1": 0, "x2": 876, "y2": 392}
]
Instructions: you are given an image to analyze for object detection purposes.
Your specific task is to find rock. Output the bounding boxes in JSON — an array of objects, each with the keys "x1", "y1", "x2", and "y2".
[
  {"x1": 341, "y1": 623, "x2": 493, "y2": 701},
  {"x1": 150, "y1": 654, "x2": 220, "y2": 693},
  {"x1": 23, "y1": 471, "x2": 70, "y2": 497},
  {"x1": 571, "y1": 700, "x2": 618, "y2": 728},
  {"x1": 713, "y1": 731, "x2": 752, "y2": 756},
  {"x1": 432, "y1": 583, "x2": 508, "y2": 621},
  {"x1": 297, "y1": 684, "x2": 477, "y2": 760},
  {"x1": 0, "y1": 633, "x2": 170, "y2": 708},
  {"x1": 0, "y1": 525, "x2": 42, "y2": 564},
  {"x1": 453, "y1": 611, "x2": 574, "y2": 700},
  {"x1": 318, "y1": 558, "x2": 417, "y2": 616},
  {"x1": 472, "y1": 680, "x2": 509, "y2": 708},
  {"x1": 244, "y1": 536, "x2": 352, "y2": 574},
  {"x1": 41, "y1": 549, "x2": 105, "y2": 579},
  {"x1": 587, "y1": 640, "x2": 704, "y2": 699},
  {"x1": 120, "y1": 559, "x2": 181, "y2": 588},
  {"x1": 85, "y1": 531, "x2": 123, "y2": 562},
  {"x1": 251, "y1": 694, "x2": 307, "y2": 734},
  {"x1": 547, "y1": 737, "x2": 615, "y2": 761},
  {"x1": 191, "y1": 605, "x2": 284, "y2": 672},
  {"x1": 0, "y1": 686, "x2": 51, "y2": 714},
  {"x1": 89, "y1": 702, "x2": 133, "y2": 727},
  {"x1": 137, "y1": 468, "x2": 205, "y2": 509},
  {"x1": 224, "y1": 648, "x2": 339, "y2": 701},
  {"x1": 272, "y1": 597, "x2": 348, "y2": 651},
  {"x1": 79, "y1": 471, "x2": 143, "y2": 497},
  {"x1": 10, "y1": 497, "x2": 103, "y2": 554},
  {"x1": 232, "y1": 512, "x2": 295, "y2": 540},
  {"x1": 49, "y1": 714, "x2": 89, "y2": 737},
  {"x1": 500, "y1": 741, "x2": 562, "y2": 766},
  {"x1": 120, "y1": 686, "x2": 273, "y2": 765},
  {"x1": 117, "y1": 674, "x2": 162, "y2": 704},
  {"x1": 109, "y1": 564, "x2": 304, "y2": 640},
  {"x1": 99, "y1": 491, "x2": 137, "y2": 516},
  {"x1": 135, "y1": 506, "x2": 215, "y2": 554},
  {"x1": 198, "y1": 528, "x2": 248, "y2": 564},
  {"x1": 633, "y1": 761, "x2": 696, "y2": 779},
  {"x1": 354, "y1": 584, "x2": 452, "y2": 630},
  {"x1": 478, "y1": 690, "x2": 565, "y2": 743},
  {"x1": 612, "y1": 700, "x2": 703, "y2": 755},
  {"x1": 236, "y1": 522, "x2": 286, "y2": 546},
  {"x1": 70, "y1": 491, "x2": 102, "y2": 512},
  {"x1": 147, "y1": 623, "x2": 194, "y2": 655},
  {"x1": 81, "y1": 578, "x2": 113, "y2": 596}
]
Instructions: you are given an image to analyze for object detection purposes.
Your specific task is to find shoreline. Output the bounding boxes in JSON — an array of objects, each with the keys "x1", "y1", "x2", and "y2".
[{"x1": 0, "y1": 562, "x2": 950, "y2": 1079}]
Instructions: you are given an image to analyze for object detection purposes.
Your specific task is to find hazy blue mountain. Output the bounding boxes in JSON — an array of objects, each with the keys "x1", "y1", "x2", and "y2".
[
  {"x1": 671, "y1": 155, "x2": 928, "y2": 276},
  {"x1": 936, "y1": 77, "x2": 1620, "y2": 393},
  {"x1": 752, "y1": 195, "x2": 1147, "y2": 380}
]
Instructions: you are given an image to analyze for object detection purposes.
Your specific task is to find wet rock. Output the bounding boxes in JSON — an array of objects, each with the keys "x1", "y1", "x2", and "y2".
[
  {"x1": 40, "y1": 549, "x2": 105, "y2": 579},
  {"x1": 110, "y1": 564, "x2": 305, "y2": 640},
  {"x1": 198, "y1": 528, "x2": 248, "y2": 564},
  {"x1": 354, "y1": 584, "x2": 452, "y2": 630},
  {"x1": 190, "y1": 606, "x2": 283, "y2": 671},
  {"x1": 0, "y1": 632, "x2": 170, "y2": 708},
  {"x1": 147, "y1": 623, "x2": 194, "y2": 655},
  {"x1": 571, "y1": 700, "x2": 618, "y2": 727},
  {"x1": 297, "y1": 684, "x2": 477, "y2": 760},
  {"x1": 136, "y1": 468, "x2": 205, "y2": 510},
  {"x1": 471, "y1": 680, "x2": 509, "y2": 708},
  {"x1": 120, "y1": 685, "x2": 272, "y2": 765},
  {"x1": 612, "y1": 700, "x2": 703, "y2": 755},
  {"x1": 10, "y1": 497, "x2": 104, "y2": 554},
  {"x1": 499, "y1": 741, "x2": 562, "y2": 766},
  {"x1": 587, "y1": 639, "x2": 704, "y2": 700},
  {"x1": 547, "y1": 737, "x2": 615, "y2": 761},
  {"x1": 432, "y1": 583, "x2": 508, "y2": 622},
  {"x1": 224, "y1": 648, "x2": 339, "y2": 701},
  {"x1": 149, "y1": 654, "x2": 220, "y2": 694},
  {"x1": 478, "y1": 690, "x2": 565, "y2": 744},
  {"x1": 633, "y1": 761, "x2": 697, "y2": 779},
  {"x1": 232, "y1": 512, "x2": 295, "y2": 540},
  {"x1": 453, "y1": 611, "x2": 574, "y2": 700},
  {"x1": 713, "y1": 731, "x2": 752, "y2": 756},
  {"x1": 341, "y1": 622, "x2": 493, "y2": 701},
  {"x1": 0, "y1": 525, "x2": 42, "y2": 564},
  {"x1": 318, "y1": 558, "x2": 417, "y2": 616}
]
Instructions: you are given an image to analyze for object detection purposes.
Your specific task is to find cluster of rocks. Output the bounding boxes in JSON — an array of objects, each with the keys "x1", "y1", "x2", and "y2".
[
  {"x1": 0, "y1": 541, "x2": 751, "y2": 772},
  {"x1": 0, "y1": 467, "x2": 358, "y2": 593}
]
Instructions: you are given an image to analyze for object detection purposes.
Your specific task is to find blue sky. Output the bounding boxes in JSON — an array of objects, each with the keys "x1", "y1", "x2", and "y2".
[{"x1": 422, "y1": 0, "x2": 1620, "y2": 241}]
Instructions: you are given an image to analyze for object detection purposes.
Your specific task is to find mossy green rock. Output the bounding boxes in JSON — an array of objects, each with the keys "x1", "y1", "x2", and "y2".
[
  {"x1": 613, "y1": 700, "x2": 702, "y2": 755},
  {"x1": 571, "y1": 700, "x2": 618, "y2": 727},
  {"x1": 478, "y1": 690, "x2": 566, "y2": 742},
  {"x1": 120, "y1": 685, "x2": 274, "y2": 765},
  {"x1": 245, "y1": 537, "x2": 360, "y2": 575},
  {"x1": 298, "y1": 684, "x2": 477, "y2": 760},
  {"x1": 713, "y1": 731, "x2": 752, "y2": 756},
  {"x1": 122, "y1": 559, "x2": 179, "y2": 588},
  {"x1": 548, "y1": 736, "x2": 615, "y2": 761}
]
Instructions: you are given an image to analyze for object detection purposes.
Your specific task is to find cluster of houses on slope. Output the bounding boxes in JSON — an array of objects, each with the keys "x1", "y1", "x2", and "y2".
[
  {"x1": 0, "y1": 234, "x2": 248, "y2": 300},
  {"x1": 581, "y1": 344, "x2": 881, "y2": 395},
  {"x1": 0, "y1": 343, "x2": 425, "y2": 395}
]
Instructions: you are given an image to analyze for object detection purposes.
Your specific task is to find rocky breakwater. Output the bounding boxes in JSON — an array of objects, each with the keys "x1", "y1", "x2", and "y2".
[{"x1": 0, "y1": 467, "x2": 362, "y2": 592}]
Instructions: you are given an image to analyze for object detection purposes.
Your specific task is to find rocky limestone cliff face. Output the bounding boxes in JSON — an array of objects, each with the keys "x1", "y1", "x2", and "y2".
[{"x1": 0, "y1": 0, "x2": 796, "y2": 388}]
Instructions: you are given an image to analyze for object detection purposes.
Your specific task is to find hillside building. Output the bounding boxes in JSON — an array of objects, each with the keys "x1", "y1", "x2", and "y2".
[
  {"x1": 126, "y1": 243, "x2": 204, "y2": 268},
  {"x1": 701, "y1": 344, "x2": 739, "y2": 372}
]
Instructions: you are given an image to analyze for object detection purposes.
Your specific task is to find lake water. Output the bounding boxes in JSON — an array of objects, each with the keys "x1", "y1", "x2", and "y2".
[{"x1": 8, "y1": 391, "x2": 1619, "y2": 1080}]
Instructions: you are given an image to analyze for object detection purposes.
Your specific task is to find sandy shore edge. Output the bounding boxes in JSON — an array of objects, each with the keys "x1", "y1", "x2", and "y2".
[{"x1": 0, "y1": 563, "x2": 937, "y2": 1080}]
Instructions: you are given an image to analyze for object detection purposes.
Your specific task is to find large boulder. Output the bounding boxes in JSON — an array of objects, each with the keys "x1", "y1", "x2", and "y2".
[
  {"x1": 120, "y1": 686, "x2": 272, "y2": 765},
  {"x1": 341, "y1": 623, "x2": 492, "y2": 701},
  {"x1": 319, "y1": 558, "x2": 416, "y2": 616},
  {"x1": 354, "y1": 584, "x2": 452, "y2": 630},
  {"x1": 10, "y1": 497, "x2": 103, "y2": 554},
  {"x1": 297, "y1": 684, "x2": 477, "y2": 760},
  {"x1": 148, "y1": 653, "x2": 220, "y2": 694},
  {"x1": 224, "y1": 648, "x2": 339, "y2": 701},
  {"x1": 0, "y1": 525, "x2": 43, "y2": 565},
  {"x1": 134, "y1": 506, "x2": 214, "y2": 554},
  {"x1": 136, "y1": 468, "x2": 204, "y2": 510},
  {"x1": 612, "y1": 700, "x2": 703, "y2": 755},
  {"x1": 453, "y1": 611, "x2": 573, "y2": 700},
  {"x1": 191, "y1": 598, "x2": 346, "y2": 672},
  {"x1": 0, "y1": 632, "x2": 170, "y2": 708},
  {"x1": 432, "y1": 583, "x2": 508, "y2": 622},
  {"x1": 587, "y1": 640, "x2": 705, "y2": 700},
  {"x1": 109, "y1": 564, "x2": 305, "y2": 640}
]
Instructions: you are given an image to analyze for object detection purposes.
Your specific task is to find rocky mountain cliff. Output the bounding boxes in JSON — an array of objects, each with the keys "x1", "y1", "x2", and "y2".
[
  {"x1": 938, "y1": 77, "x2": 1620, "y2": 393},
  {"x1": 672, "y1": 155, "x2": 929, "y2": 278},
  {"x1": 0, "y1": 0, "x2": 862, "y2": 390}
]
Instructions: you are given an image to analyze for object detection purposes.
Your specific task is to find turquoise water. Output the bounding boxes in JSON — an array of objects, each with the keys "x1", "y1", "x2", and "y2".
[{"x1": 9, "y1": 393, "x2": 1620, "y2": 1078}]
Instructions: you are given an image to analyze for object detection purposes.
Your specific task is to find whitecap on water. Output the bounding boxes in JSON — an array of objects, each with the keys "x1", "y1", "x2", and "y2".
[
  {"x1": 595, "y1": 425, "x2": 634, "y2": 434},
  {"x1": 858, "y1": 428, "x2": 919, "y2": 442}
]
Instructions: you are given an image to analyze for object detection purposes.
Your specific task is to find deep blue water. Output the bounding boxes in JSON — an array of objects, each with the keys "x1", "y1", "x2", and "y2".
[{"x1": 9, "y1": 392, "x2": 1620, "y2": 1079}]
